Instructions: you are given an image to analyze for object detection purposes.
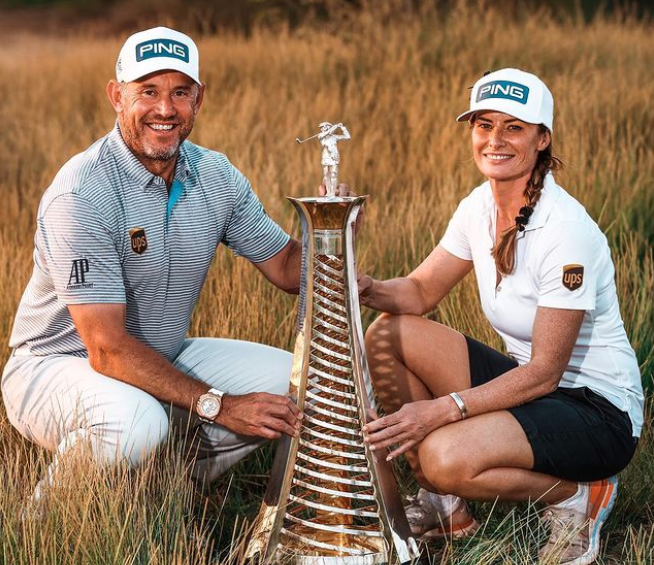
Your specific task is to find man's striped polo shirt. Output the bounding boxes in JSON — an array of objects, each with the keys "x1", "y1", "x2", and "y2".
[{"x1": 9, "y1": 124, "x2": 290, "y2": 361}]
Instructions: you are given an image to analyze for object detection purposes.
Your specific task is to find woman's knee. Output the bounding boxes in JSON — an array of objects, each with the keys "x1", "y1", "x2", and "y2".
[
  {"x1": 365, "y1": 314, "x2": 416, "y2": 367},
  {"x1": 365, "y1": 313, "x2": 454, "y2": 360},
  {"x1": 365, "y1": 313, "x2": 403, "y2": 348},
  {"x1": 418, "y1": 433, "x2": 473, "y2": 495}
]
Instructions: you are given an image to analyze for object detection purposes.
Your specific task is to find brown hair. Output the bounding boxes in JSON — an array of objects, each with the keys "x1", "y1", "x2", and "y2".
[{"x1": 492, "y1": 126, "x2": 563, "y2": 276}]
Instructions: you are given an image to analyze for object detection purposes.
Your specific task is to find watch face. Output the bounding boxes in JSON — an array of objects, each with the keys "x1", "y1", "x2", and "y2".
[{"x1": 200, "y1": 397, "x2": 219, "y2": 418}]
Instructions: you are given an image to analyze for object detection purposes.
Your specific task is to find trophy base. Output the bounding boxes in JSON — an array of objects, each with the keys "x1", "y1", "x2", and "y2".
[
  {"x1": 276, "y1": 551, "x2": 389, "y2": 565},
  {"x1": 276, "y1": 525, "x2": 388, "y2": 564}
]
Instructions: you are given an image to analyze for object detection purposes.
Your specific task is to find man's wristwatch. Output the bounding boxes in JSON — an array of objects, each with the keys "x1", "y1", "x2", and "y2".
[{"x1": 196, "y1": 388, "x2": 225, "y2": 423}]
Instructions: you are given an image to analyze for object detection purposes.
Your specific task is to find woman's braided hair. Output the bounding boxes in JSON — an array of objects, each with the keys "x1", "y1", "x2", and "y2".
[{"x1": 492, "y1": 125, "x2": 563, "y2": 276}]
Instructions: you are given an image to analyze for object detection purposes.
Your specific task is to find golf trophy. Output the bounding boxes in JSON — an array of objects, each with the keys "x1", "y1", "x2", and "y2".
[{"x1": 246, "y1": 123, "x2": 419, "y2": 564}]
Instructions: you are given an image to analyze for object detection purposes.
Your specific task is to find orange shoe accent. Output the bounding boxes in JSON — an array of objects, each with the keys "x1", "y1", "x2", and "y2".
[
  {"x1": 422, "y1": 514, "x2": 480, "y2": 540},
  {"x1": 588, "y1": 478, "x2": 616, "y2": 521}
]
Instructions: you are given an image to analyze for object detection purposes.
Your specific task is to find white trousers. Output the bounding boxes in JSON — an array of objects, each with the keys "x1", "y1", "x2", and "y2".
[{"x1": 1, "y1": 338, "x2": 293, "y2": 484}]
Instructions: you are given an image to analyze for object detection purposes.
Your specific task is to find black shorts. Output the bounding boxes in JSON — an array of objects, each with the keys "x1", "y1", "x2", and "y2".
[{"x1": 465, "y1": 335, "x2": 638, "y2": 482}]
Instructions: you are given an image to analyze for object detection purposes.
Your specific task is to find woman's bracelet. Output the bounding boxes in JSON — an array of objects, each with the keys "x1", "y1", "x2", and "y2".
[{"x1": 448, "y1": 392, "x2": 468, "y2": 420}]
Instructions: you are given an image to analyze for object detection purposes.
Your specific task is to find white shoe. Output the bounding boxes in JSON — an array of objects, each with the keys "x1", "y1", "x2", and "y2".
[
  {"x1": 539, "y1": 476, "x2": 619, "y2": 565},
  {"x1": 404, "y1": 488, "x2": 480, "y2": 540}
]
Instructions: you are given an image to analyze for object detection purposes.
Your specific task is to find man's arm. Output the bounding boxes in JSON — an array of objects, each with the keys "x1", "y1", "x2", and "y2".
[
  {"x1": 253, "y1": 238, "x2": 303, "y2": 295},
  {"x1": 68, "y1": 303, "x2": 301, "y2": 439}
]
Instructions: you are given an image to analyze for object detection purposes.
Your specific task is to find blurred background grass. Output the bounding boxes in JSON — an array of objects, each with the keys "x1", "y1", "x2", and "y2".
[{"x1": 0, "y1": 0, "x2": 652, "y2": 563}]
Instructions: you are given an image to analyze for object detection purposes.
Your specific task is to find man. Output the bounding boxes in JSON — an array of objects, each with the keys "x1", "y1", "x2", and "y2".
[{"x1": 1, "y1": 26, "x2": 331, "y2": 505}]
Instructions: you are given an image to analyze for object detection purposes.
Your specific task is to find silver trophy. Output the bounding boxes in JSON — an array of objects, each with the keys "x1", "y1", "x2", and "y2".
[{"x1": 246, "y1": 124, "x2": 418, "y2": 564}]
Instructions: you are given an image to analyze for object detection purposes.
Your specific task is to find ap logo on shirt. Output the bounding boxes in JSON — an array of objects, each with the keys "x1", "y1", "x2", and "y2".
[
  {"x1": 562, "y1": 264, "x2": 584, "y2": 291},
  {"x1": 66, "y1": 258, "x2": 93, "y2": 290}
]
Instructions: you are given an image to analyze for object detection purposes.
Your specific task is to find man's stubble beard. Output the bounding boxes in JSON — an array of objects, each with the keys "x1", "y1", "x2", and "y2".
[
  {"x1": 119, "y1": 112, "x2": 193, "y2": 164},
  {"x1": 141, "y1": 140, "x2": 180, "y2": 162}
]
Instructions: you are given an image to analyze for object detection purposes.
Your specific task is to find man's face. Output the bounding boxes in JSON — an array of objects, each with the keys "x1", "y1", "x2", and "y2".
[{"x1": 109, "y1": 71, "x2": 204, "y2": 165}]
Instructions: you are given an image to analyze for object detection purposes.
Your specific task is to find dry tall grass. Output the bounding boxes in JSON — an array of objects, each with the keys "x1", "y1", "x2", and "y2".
[{"x1": 1, "y1": 2, "x2": 653, "y2": 563}]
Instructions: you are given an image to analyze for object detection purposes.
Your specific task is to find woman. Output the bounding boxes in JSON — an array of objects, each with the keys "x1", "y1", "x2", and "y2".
[{"x1": 360, "y1": 68, "x2": 643, "y2": 565}]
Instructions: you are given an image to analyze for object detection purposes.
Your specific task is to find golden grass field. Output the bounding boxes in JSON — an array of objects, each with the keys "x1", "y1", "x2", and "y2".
[{"x1": 0, "y1": 2, "x2": 652, "y2": 563}]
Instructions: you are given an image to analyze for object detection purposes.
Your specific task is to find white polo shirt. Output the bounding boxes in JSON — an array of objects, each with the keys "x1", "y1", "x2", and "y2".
[{"x1": 440, "y1": 174, "x2": 644, "y2": 437}]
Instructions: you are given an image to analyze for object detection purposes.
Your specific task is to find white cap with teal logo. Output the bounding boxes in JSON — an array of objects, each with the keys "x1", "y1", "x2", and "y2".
[
  {"x1": 116, "y1": 26, "x2": 200, "y2": 84},
  {"x1": 456, "y1": 68, "x2": 554, "y2": 132}
]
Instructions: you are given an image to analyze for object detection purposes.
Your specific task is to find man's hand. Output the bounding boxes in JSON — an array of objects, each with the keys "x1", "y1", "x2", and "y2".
[
  {"x1": 318, "y1": 182, "x2": 356, "y2": 197},
  {"x1": 217, "y1": 392, "x2": 303, "y2": 439}
]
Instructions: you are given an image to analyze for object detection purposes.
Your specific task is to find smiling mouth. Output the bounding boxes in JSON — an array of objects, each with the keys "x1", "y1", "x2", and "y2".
[
  {"x1": 484, "y1": 154, "x2": 513, "y2": 161},
  {"x1": 147, "y1": 124, "x2": 176, "y2": 132}
]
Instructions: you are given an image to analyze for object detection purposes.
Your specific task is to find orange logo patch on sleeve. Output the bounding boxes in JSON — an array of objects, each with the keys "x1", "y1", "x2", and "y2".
[{"x1": 562, "y1": 264, "x2": 584, "y2": 291}]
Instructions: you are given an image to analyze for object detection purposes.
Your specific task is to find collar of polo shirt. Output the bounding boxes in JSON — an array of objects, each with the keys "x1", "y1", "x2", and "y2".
[
  {"x1": 520, "y1": 174, "x2": 560, "y2": 231},
  {"x1": 480, "y1": 173, "x2": 560, "y2": 233}
]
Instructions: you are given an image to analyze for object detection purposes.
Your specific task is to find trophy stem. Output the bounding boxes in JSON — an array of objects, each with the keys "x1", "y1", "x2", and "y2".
[{"x1": 246, "y1": 196, "x2": 418, "y2": 565}]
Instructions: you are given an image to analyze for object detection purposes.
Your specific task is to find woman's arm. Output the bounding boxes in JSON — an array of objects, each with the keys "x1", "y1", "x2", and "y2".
[
  {"x1": 359, "y1": 245, "x2": 473, "y2": 315},
  {"x1": 364, "y1": 305, "x2": 585, "y2": 459},
  {"x1": 462, "y1": 306, "x2": 585, "y2": 413}
]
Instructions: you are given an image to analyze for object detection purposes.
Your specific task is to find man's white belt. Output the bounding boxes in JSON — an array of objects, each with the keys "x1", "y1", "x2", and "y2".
[{"x1": 12, "y1": 346, "x2": 33, "y2": 358}]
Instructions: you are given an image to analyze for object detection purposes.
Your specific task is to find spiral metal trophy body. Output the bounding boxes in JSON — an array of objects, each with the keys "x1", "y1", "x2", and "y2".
[{"x1": 246, "y1": 126, "x2": 418, "y2": 564}]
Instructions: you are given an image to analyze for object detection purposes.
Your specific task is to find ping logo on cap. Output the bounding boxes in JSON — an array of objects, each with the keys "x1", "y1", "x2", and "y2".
[
  {"x1": 136, "y1": 39, "x2": 189, "y2": 63},
  {"x1": 477, "y1": 80, "x2": 529, "y2": 104}
]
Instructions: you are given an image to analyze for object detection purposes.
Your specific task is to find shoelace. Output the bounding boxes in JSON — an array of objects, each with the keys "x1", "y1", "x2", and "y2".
[
  {"x1": 542, "y1": 508, "x2": 588, "y2": 548},
  {"x1": 405, "y1": 491, "x2": 434, "y2": 520}
]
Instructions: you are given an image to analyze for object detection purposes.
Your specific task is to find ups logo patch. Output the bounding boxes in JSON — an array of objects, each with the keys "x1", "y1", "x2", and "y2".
[
  {"x1": 129, "y1": 228, "x2": 148, "y2": 255},
  {"x1": 562, "y1": 264, "x2": 584, "y2": 291}
]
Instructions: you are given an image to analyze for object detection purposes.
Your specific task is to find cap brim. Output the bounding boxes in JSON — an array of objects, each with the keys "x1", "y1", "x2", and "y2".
[
  {"x1": 455, "y1": 106, "x2": 548, "y2": 130},
  {"x1": 119, "y1": 60, "x2": 200, "y2": 84},
  {"x1": 456, "y1": 110, "x2": 476, "y2": 123}
]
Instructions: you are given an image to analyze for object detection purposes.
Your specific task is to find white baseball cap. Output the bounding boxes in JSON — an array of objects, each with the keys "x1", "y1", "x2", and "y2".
[
  {"x1": 116, "y1": 27, "x2": 200, "y2": 84},
  {"x1": 457, "y1": 68, "x2": 554, "y2": 132}
]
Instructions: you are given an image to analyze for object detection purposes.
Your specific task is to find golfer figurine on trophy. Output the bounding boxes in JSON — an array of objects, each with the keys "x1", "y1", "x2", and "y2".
[
  {"x1": 296, "y1": 122, "x2": 351, "y2": 198},
  {"x1": 247, "y1": 122, "x2": 418, "y2": 565}
]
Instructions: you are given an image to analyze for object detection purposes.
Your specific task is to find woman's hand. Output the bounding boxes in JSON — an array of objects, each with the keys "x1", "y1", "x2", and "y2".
[
  {"x1": 363, "y1": 397, "x2": 456, "y2": 461},
  {"x1": 357, "y1": 272, "x2": 375, "y2": 306}
]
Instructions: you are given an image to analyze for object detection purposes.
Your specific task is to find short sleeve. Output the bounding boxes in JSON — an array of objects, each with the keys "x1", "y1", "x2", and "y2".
[
  {"x1": 439, "y1": 197, "x2": 473, "y2": 261},
  {"x1": 222, "y1": 166, "x2": 290, "y2": 262},
  {"x1": 537, "y1": 221, "x2": 597, "y2": 310},
  {"x1": 39, "y1": 195, "x2": 126, "y2": 304}
]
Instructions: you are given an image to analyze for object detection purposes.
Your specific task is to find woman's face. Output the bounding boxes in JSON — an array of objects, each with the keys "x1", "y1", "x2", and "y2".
[{"x1": 471, "y1": 111, "x2": 551, "y2": 183}]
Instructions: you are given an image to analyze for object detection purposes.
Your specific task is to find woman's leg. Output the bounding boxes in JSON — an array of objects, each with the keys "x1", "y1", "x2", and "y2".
[
  {"x1": 365, "y1": 313, "x2": 576, "y2": 504},
  {"x1": 418, "y1": 411, "x2": 576, "y2": 504},
  {"x1": 365, "y1": 313, "x2": 470, "y2": 487}
]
